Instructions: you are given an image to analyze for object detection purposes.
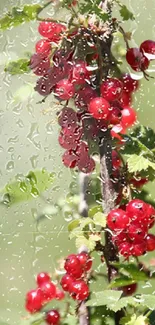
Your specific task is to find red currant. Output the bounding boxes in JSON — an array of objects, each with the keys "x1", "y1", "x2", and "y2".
[
  {"x1": 122, "y1": 74, "x2": 139, "y2": 94},
  {"x1": 100, "y1": 78, "x2": 123, "y2": 101},
  {"x1": 108, "y1": 103, "x2": 122, "y2": 125},
  {"x1": 121, "y1": 107, "x2": 137, "y2": 128},
  {"x1": 38, "y1": 21, "x2": 66, "y2": 42},
  {"x1": 62, "y1": 150, "x2": 78, "y2": 168},
  {"x1": 45, "y1": 310, "x2": 60, "y2": 325},
  {"x1": 132, "y1": 243, "x2": 146, "y2": 256},
  {"x1": 71, "y1": 280, "x2": 89, "y2": 301},
  {"x1": 25, "y1": 289, "x2": 43, "y2": 313},
  {"x1": 70, "y1": 61, "x2": 90, "y2": 85},
  {"x1": 64, "y1": 254, "x2": 83, "y2": 278},
  {"x1": 119, "y1": 91, "x2": 132, "y2": 108},
  {"x1": 126, "y1": 199, "x2": 148, "y2": 220},
  {"x1": 36, "y1": 272, "x2": 51, "y2": 286},
  {"x1": 55, "y1": 79, "x2": 75, "y2": 100},
  {"x1": 78, "y1": 157, "x2": 95, "y2": 174},
  {"x1": 77, "y1": 252, "x2": 92, "y2": 271},
  {"x1": 40, "y1": 281, "x2": 56, "y2": 301},
  {"x1": 56, "y1": 288, "x2": 65, "y2": 300},
  {"x1": 107, "y1": 209, "x2": 130, "y2": 231},
  {"x1": 127, "y1": 224, "x2": 146, "y2": 243},
  {"x1": 74, "y1": 85, "x2": 97, "y2": 109},
  {"x1": 35, "y1": 39, "x2": 51, "y2": 55},
  {"x1": 88, "y1": 97, "x2": 110, "y2": 120},
  {"x1": 112, "y1": 150, "x2": 121, "y2": 169},
  {"x1": 122, "y1": 283, "x2": 137, "y2": 296},
  {"x1": 119, "y1": 242, "x2": 133, "y2": 258},
  {"x1": 146, "y1": 234, "x2": 155, "y2": 251},
  {"x1": 140, "y1": 40, "x2": 155, "y2": 55},
  {"x1": 30, "y1": 53, "x2": 50, "y2": 76},
  {"x1": 60, "y1": 274, "x2": 75, "y2": 292},
  {"x1": 126, "y1": 48, "x2": 142, "y2": 68}
]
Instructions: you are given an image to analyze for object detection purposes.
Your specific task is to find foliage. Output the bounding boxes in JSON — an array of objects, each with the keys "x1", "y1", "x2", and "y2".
[
  {"x1": 0, "y1": 5, "x2": 42, "y2": 30},
  {"x1": 0, "y1": 169, "x2": 55, "y2": 205},
  {"x1": 4, "y1": 58, "x2": 30, "y2": 75}
]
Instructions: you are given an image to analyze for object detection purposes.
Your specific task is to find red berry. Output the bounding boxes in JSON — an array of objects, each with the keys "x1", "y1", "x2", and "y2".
[
  {"x1": 35, "y1": 39, "x2": 51, "y2": 55},
  {"x1": 112, "y1": 150, "x2": 121, "y2": 169},
  {"x1": 58, "y1": 126, "x2": 82, "y2": 150},
  {"x1": 112, "y1": 230, "x2": 128, "y2": 246},
  {"x1": 77, "y1": 157, "x2": 95, "y2": 174},
  {"x1": 140, "y1": 40, "x2": 155, "y2": 55},
  {"x1": 108, "y1": 103, "x2": 122, "y2": 125},
  {"x1": 126, "y1": 199, "x2": 148, "y2": 221},
  {"x1": 100, "y1": 78, "x2": 123, "y2": 101},
  {"x1": 77, "y1": 252, "x2": 92, "y2": 271},
  {"x1": 107, "y1": 209, "x2": 130, "y2": 231},
  {"x1": 40, "y1": 281, "x2": 56, "y2": 301},
  {"x1": 74, "y1": 85, "x2": 97, "y2": 109},
  {"x1": 131, "y1": 56, "x2": 150, "y2": 72},
  {"x1": 62, "y1": 150, "x2": 77, "y2": 168},
  {"x1": 88, "y1": 97, "x2": 110, "y2": 120},
  {"x1": 38, "y1": 21, "x2": 66, "y2": 42},
  {"x1": 64, "y1": 254, "x2": 83, "y2": 278},
  {"x1": 70, "y1": 61, "x2": 90, "y2": 85},
  {"x1": 132, "y1": 243, "x2": 146, "y2": 256},
  {"x1": 126, "y1": 48, "x2": 142, "y2": 68},
  {"x1": 119, "y1": 91, "x2": 132, "y2": 108},
  {"x1": 58, "y1": 107, "x2": 78, "y2": 128},
  {"x1": 45, "y1": 310, "x2": 60, "y2": 325},
  {"x1": 55, "y1": 79, "x2": 75, "y2": 100},
  {"x1": 146, "y1": 234, "x2": 155, "y2": 251},
  {"x1": 119, "y1": 242, "x2": 133, "y2": 258},
  {"x1": 25, "y1": 289, "x2": 43, "y2": 313},
  {"x1": 130, "y1": 176, "x2": 148, "y2": 188},
  {"x1": 37, "y1": 272, "x2": 51, "y2": 286},
  {"x1": 121, "y1": 107, "x2": 137, "y2": 128},
  {"x1": 56, "y1": 288, "x2": 65, "y2": 300},
  {"x1": 122, "y1": 283, "x2": 137, "y2": 296},
  {"x1": 122, "y1": 74, "x2": 139, "y2": 94},
  {"x1": 60, "y1": 274, "x2": 75, "y2": 292},
  {"x1": 71, "y1": 280, "x2": 89, "y2": 301},
  {"x1": 127, "y1": 224, "x2": 146, "y2": 243},
  {"x1": 30, "y1": 53, "x2": 50, "y2": 76}
]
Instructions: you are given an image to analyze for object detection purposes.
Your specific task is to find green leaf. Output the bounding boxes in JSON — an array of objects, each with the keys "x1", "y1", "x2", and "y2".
[
  {"x1": 112, "y1": 263, "x2": 148, "y2": 282},
  {"x1": 75, "y1": 235, "x2": 96, "y2": 252},
  {"x1": 119, "y1": 5, "x2": 134, "y2": 21},
  {"x1": 0, "y1": 4, "x2": 42, "y2": 30},
  {"x1": 126, "y1": 154, "x2": 155, "y2": 173},
  {"x1": 93, "y1": 212, "x2": 106, "y2": 227},
  {"x1": 4, "y1": 58, "x2": 30, "y2": 75},
  {"x1": 80, "y1": 217, "x2": 94, "y2": 229},
  {"x1": 120, "y1": 315, "x2": 148, "y2": 325},
  {"x1": 86, "y1": 290, "x2": 123, "y2": 308},
  {"x1": 88, "y1": 205, "x2": 103, "y2": 218},
  {"x1": 1, "y1": 169, "x2": 55, "y2": 205},
  {"x1": 63, "y1": 314, "x2": 77, "y2": 325},
  {"x1": 110, "y1": 296, "x2": 135, "y2": 312},
  {"x1": 137, "y1": 294, "x2": 155, "y2": 310},
  {"x1": 109, "y1": 276, "x2": 136, "y2": 289},
  {"x1": 68, "y1": 219, "x2": 80, "y2": 232}
]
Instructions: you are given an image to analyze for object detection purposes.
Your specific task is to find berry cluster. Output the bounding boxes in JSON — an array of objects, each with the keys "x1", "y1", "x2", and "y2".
[
  {"x1": 60, "y1": 252, "x2": 92, "y2": 301},
  {"x1": 58, "y1": 107, "x2": 95, "y2": 173},
  {"x1": 25, "y1": 272, "x2": 64, "y2": 324},
  {"x1": 107, "y1": 199, "x2": 155, "y2": 257},
  {"x1": 126, "y1": 39, "x2": 155, "y2": 72}
]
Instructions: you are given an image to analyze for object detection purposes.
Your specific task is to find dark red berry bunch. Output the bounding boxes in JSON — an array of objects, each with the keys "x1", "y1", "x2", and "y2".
[
  {"x1": 60, "y1": 252, "x2": 92, "y2": 301},
  {"x1": 107, "y1": 199, "x2": 155, "y2": 258},
  {"x1": 25, "y1": 272, "x2": 64, "y2": 315},
  {"x1": 126, "y1": 39, "x2": 155, "y2": 72},
  {"x1": 58, "y1": 107, "x2": 95, "y2": 173}
]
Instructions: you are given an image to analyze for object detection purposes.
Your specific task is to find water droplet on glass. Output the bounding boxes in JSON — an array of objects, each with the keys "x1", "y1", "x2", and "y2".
[{"x1": 6, "y1": 161, "x2": 14, "y2": 171}]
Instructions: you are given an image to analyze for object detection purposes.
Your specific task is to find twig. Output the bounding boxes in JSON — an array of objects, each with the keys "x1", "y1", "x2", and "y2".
[{"x1": 78, "y1": 172, "x2": 90, "y2": 325}]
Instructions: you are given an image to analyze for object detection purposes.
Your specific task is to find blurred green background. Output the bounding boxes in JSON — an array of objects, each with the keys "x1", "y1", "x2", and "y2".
[{"x1": 0, "y1": 0, "x2": 155, "y2": 324}]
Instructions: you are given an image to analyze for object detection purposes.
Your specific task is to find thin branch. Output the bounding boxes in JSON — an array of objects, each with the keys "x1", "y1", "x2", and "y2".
[{"x1": 78, "y1": 172, "x2": 90, "y2": 325}]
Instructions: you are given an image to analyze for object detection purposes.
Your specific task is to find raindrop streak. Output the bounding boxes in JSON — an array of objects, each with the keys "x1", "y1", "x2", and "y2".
[
  {"x1": 8, "y1": 136, "x2": 19, "y2": 144},
  {"x1": 30, "y1": 155, "x2": 39, "y2": 169},
  {"x1": 46, "y1": 121, "x2": 53, "y2": 134},
  {"x1": 6, "y1": 161, "x2": 14, "y2": 171},
  {"x1": 27, "y1": 123, "x2": 41, "y2": 149}
]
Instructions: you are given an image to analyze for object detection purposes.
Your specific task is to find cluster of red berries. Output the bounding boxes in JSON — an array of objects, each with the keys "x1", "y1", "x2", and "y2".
[
  {"x1": 60, "y1": 252, "x2": 92, "y2": 301},
  {"x1": 126, "y1": 40, "x2": 155, "y2": 72},
  {"x1": 107, "y1": 199, "x2": 155, "y2": 257},
  {"x1": 58, "y1": 107, "x2": 95, "y2": 172},
  {"x1": 25, "y1": 272, "x2": 64, "y2": 324}
]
